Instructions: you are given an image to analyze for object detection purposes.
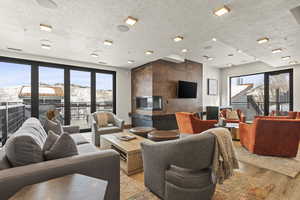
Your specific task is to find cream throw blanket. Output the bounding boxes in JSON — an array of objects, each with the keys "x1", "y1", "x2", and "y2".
[{"x1": 209, "y1": 128, "x2": 239, "y2": 184}]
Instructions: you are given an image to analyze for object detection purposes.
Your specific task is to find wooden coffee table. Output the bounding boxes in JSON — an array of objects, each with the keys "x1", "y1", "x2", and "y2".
[
  {"x1": 100, "y1": 131, "x2": 153, "y2": 175},
  {"x1": 9, "y1": 174, "x2": 107, "y2": 200}
]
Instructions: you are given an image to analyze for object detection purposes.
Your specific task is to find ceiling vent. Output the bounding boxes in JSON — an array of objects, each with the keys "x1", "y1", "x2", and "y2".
[
  {"x1": 291, "y1": 5, "x2": 300, "y2": 25},
  {"x1": 162, "y1": 54, "x2": 185, "y2": 63}
]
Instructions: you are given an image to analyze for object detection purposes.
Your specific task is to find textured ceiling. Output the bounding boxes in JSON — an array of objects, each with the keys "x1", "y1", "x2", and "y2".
[{"x1": 0, "y1": 0, "x2": 299, "y2": 68}]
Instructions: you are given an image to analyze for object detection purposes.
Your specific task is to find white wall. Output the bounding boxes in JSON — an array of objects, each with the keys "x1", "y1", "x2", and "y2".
[
  {"x1": 220, "y1": 61, "x2": 300, "y2": 111},
  {"x1": 0, "y1": 50, "x2": 132, "y2": 124},
  {"x1": 202, "y1": 65, "x2": 221, "y2": 108}
]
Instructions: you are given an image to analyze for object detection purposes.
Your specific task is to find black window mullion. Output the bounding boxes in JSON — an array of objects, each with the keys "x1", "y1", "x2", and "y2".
[
  {"x1": 91, "y1": 72, "x2": 96, "y2": 114},
  {"x1": 64, "y1": 68, "x2": 70, "y2": 125},
  {"x1": 289, "y1": 70, "x2": 294, "y2": 111},
  {"x1": 264, "y1": 73, "x2": 269, "y2": 116},
  {"x1": 31, "y1": 64, "x2": 39, "y2": 118},
  {"x1": 113, "y1": 71, "x2": 116, "y2": 114}
]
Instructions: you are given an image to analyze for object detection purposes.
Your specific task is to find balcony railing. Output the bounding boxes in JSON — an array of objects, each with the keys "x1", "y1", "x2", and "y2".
[{"x1": 0, "y1": 101, "x2": 113, "y2": 146}]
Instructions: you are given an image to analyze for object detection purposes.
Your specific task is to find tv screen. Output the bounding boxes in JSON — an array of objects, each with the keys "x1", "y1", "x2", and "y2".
[{"x1": 178, "y1": 81, "x2": 197, "y2": 98}]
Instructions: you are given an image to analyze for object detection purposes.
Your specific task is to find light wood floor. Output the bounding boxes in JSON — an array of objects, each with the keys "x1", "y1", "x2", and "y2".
[
  {"x1": 129, "y1": 141, "x2": 300, "y2": 200},
  {"x1": 82, "y1": 133, "x2": 300, "y2": 200}
]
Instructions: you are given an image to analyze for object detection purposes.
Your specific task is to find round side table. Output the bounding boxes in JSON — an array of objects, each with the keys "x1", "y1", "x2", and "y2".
[
  {"x1": 129, "y1": 127, "x2": 156, "y2": 138},
  {"x1": 147, "y1": 130, "x2": 180, "y2": 141}
]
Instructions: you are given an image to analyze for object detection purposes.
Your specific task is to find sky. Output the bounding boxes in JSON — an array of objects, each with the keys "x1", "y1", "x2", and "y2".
[{"x1": 0, "y1": 62, "x2": 112, "y2": 90}]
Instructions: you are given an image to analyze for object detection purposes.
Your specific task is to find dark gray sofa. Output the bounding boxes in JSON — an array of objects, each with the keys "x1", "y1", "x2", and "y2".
[
  {"x1": 0, "y1": 118, "x2": 120, "y2": 200},
  {"x1": 141, "y1": 132, "x2": 216, "y2": 200}
]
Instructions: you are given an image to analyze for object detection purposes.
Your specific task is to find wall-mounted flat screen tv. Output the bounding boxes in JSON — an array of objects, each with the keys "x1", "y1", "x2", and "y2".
[{"x1": 178, "y1": 81, "x2": 197, "y2": 98}]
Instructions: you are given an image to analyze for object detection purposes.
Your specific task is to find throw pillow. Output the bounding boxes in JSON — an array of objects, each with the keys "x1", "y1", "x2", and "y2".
[
  {"x1": 96, "y1": 113, "x2": 108, "y2": 128},
  {"x1": 42, "y1": 130, "x2": 59, "y2": 152},
  {"x1": 44, "y1": 133, "x2": 78, "y2": 160},
  {"x1": 46, "y1": 119, "x2": 64, "y2": 135},
  {"x1": 226, "y1": 110, "x2": 239, "y2": 120}
]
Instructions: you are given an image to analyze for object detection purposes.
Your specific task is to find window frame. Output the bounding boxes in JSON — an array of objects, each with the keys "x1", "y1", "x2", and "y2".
[
  {"x1": 0, "y1": 56, "x2": 116, "y2": 132},
  {"x1": 229, "y1": 69, "x2": 293, "y2": 116}
]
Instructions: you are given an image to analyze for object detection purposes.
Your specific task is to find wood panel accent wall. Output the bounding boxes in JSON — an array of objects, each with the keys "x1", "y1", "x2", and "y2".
[{"x1": 131, "y1": 59, "x2": 203, "y2": 116}]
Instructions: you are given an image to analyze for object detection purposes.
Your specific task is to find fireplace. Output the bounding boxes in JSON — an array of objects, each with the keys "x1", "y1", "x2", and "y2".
[{"x1": 136, "y1": 96, "x2": 163, "y2": 111}]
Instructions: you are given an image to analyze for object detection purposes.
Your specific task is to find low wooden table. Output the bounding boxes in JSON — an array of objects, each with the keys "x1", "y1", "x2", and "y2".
[
  {"x1": 9, "y1": 174, "x2": 107, "y2": 200},
  {"x1": 100, "y1": 131, "x2": 153, "y2": 175}
]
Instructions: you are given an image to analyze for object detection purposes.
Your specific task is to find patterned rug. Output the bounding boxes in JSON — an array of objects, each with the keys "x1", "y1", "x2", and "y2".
[
  {"x1": 235, "y1": 145, "x2": 300, "y2": 178},
  {"x1": 121, "y1": 171, "x2": 277, "y2": 200}
]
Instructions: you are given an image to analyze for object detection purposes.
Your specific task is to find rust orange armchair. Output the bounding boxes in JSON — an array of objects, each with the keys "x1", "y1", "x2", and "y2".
[
  {"x1": 175, "y1": 112, "x2": 217, "y2": 134},
  {"x1": 220, "y1": 109, "x2": 246, "y2": 123},
  {"x1": 239, "y1": 118, "x2": 300, "y2": 157}
]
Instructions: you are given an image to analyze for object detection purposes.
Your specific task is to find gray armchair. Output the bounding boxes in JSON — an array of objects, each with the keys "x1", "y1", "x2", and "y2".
[
  {"x1": 91, "y1": 111, "x2": 124, "y2": 146},
  {"x1": 44, "y1": 119, "x2": 80, "y2": 135},
  {"x1": 141, "y1": 132, "x2": 216, "y2": 200}
]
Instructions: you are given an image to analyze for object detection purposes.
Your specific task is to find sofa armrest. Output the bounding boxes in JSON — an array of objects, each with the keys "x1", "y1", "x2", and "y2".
[
  {"x1": 0, "y1": 150, "x2": 120, "y2": 200},
  {"x1": 113, "y1": 116, "x2": 124, "y2": 129},
  {"x1": 63, "y1": 125, "x2": 80, "y2": 134},
  {"x1": 239, "y1": 122, "x2": 254, "y2": 150}
]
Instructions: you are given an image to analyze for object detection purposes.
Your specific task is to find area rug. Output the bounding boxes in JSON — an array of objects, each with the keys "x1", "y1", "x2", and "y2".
[
  {"x1": 235, "y1": 145, "x2": 300, "y2": 178},
  {"x1": 122, "y1": 171, "x2": 277, "y2": 200}
]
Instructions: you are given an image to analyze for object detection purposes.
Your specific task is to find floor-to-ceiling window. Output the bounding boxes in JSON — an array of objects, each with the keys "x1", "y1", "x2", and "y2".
[
  {"x1": 230, "y1": 73, "x2": 265, "y2": 120},
  {"x1": 230, "y1": 69, "x2": 293, "y2": 120},
  {"x1": 39, "y1": 66, "x2": 65, "y2": 124},
  {"x1": 70, "y1": 70, "x2": 91, "y2": 130},
  {"x1": 0, "y1": 57, "x2": 116, "y2": 144},
  {"x1": 0, "y1": 62, "x2": 31, "y2": 144},
  {"x1": 96, "y1": 73, "x2": 113, "y2": 112}
]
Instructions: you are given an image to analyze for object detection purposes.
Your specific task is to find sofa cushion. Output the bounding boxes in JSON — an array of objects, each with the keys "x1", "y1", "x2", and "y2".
[
  {"x1": 44, "y1": 133, "x2": 78, "y2": 160},
  {"x1": 5, "y1": 118, "x2": 47, "y2": 167},
  {"x1": 96, "y1": 113, "x2": 109, "y2": 128},
  {"x1": 43, "y1": 130, "x2": 59, "y2": 152},
  {"x1": 226, "y1": 110, "x2": 239, "y2": 120},
  {"x1": 70, "y1": 134, "x2": 89, "y2": 145},
  {"x1": 46, "y1": 119, "x2": 63, "y2": 135},
  {"x1": 165, "y1": 165, "x2": 212, "y2": 189},
  {"x1": 77, "y1": 143, "x2": 99, "y2": 154},
  {"x1": 96, "y1": 126, "x2": 122, "y2": 134},
  {"x1": 0, "y1": 150, "x2": 11, "y2": 170}
]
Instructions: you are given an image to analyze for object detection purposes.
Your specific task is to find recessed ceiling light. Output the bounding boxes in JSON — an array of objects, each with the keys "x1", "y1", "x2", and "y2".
[
  {"x1": 181, "y1": 49, "x2": 188, "y2": 53},
  {"x1": 145, "y1": 50, "x2": 154, "y2": 55},
  {"x1": 289, "y1": 61, "x2": 298, "y2": 65},
  {"x1": 212, "y1": 38, "x2": 217, "y2": 42},
  {"x1": 128, "y1": 60, "x2": 134, "y2": 64},
  {"x1": 257, "y1": 37, "x2": 269, "y2": 44},
  {"x1": 282, "y1": 56, "x2": 291, "y2": 61},
  {"x1": 173, "y1": 36, "x2": 184, "y2": 42},
  {"x1": 90, "y1": 53, "x2": 98, "y2": 58},
  {"x1": 254, "y1": 57, "x2": 258, "y2": 61},
  {"x1": 237, "y1": 49, "x2": 243, "y2": 53},
  {"x1": 272, "y1": 48, "x2": 283, "y2": 54},
  {"x1": 125, "y1": 16, "x2": 138, "y2": 26},
  {"x1": 40, "y1": 24, "x2": 52, "y2": 32},
  {"x1": 227, "y1": 63, "x2": 233, "y2": 67},
  {"x1": 41, "y1": 44, "x2": 51, "y2": 50},
  {"x1": 213, "y1": 5, "x2": 231, "y2": 16},
  {"x1": 207, "y1": 57, "x2": 214, "y2": 61},
  {"x1": 104, "y1": 40, "x2": 113, "y2": 46}
]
